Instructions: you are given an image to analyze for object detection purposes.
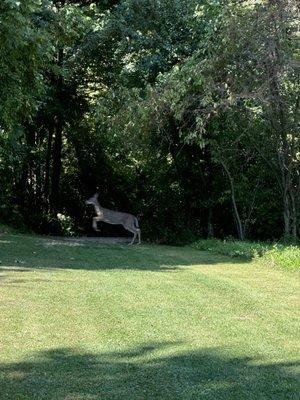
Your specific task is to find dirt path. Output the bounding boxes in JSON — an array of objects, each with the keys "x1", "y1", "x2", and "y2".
[{"x1": 45, "y1": 236, "x2": 131, "y2": 246}]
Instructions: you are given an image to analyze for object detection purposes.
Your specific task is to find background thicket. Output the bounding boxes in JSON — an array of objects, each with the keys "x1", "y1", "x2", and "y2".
[{"x1": 0, "y1": 0, "x2": 299, "y2": 243}]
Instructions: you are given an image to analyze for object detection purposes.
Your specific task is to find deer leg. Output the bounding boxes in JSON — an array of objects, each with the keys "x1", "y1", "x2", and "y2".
[
  {"x1": 137, "y1": 229, "x2": 141, "y2": 244},
  {"x1": 124, "y1": 225, "x2": 137, "y2": 245},
  {"x1": 129, "y1": 232, "x2": 137, "y2": 245},
  {"x1": 92, "y1": 216, "x2": 101, "y2": 232}
]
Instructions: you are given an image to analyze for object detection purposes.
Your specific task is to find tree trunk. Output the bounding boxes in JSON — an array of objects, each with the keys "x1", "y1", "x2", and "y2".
[
  {"x1": 283, "y1": 178, "x2": 298, "y2": 239},
  {"x1": 207, "y1": 205, "x2": 214, "y2": 238},
  {"x1": 265, "y1": 0, "x2": 298, "y2": 239},
  {"x1": 50, "y1": 118, "x2": 63, "y2": 212},
  {"x1": 50, "y1": 47, "x2": 64, "y2": 213},
  {"x1": 290, "y1": 190, "x2": 297, "y2": 238},
  {"x1": 222, "y1": 162, "x2": 245, "y2": 240},
  {"x1": 48, "y1": 1, "x2": 66, "y2": 213},
  {"x1": 44, "y1": 128, "x2": 53, "y2": 209},
  {"x1": 283, "y1": 185, "x2": 291, "y2": 237}
]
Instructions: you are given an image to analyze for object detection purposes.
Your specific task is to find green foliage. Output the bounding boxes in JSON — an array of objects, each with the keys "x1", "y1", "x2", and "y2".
[
  {"x1": 0, "y1": 0, "x2": 298, "y2": 242},
  {"x1": 191, "y1": 239, "x2": 300, "y2": 270},
  {"x1": 0, "y1": 0, "x2": 53, "y2": 128},
  {"x1": 123, "y1": 0, "x2": 299, "y2": 240}
]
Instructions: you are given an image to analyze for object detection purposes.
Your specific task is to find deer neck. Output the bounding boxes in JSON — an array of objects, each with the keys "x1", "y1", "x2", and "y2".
[{"x1": 94, "y1": 201, "x2": 102, "y2": 216}]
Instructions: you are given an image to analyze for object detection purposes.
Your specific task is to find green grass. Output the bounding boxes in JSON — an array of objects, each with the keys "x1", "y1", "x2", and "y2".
[
  {"x1": 0, "y1": 234, "x2": 299, "y2": 399},
  {"x1": 191, "y1": 238, "x2": 300, "y2": 270}
]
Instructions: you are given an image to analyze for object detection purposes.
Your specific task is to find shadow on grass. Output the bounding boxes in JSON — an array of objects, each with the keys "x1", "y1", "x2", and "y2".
[
  {"x1": 0, "y1": 343, "x2": 298, "y2": 400},
  {"x1": 0, "y1": 235, "x2": 248, "y2": 273}
]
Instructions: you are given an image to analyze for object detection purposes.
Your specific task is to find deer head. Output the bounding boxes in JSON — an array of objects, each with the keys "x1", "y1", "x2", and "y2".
[{"x1": 85, "y1": 193, "x2": 99, "y2": 206}]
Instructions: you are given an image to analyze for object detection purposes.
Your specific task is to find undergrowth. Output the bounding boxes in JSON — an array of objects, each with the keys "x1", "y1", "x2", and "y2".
[{"x1": 191, "y1": 239, "x2": 300, "y2": 270}]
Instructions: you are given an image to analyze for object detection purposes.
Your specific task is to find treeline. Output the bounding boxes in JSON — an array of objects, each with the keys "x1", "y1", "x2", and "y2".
[{"x1": 0, "y1": 0, "x2": 299, "y2": 242}]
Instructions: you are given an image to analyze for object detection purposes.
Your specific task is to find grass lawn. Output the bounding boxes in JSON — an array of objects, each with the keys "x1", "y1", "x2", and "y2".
[{"x1": 0, "y1": 234, "x2": 299, "y2": 399}]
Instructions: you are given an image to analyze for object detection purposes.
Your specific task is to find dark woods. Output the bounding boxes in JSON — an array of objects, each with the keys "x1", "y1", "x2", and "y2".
[{"x1": 0, "y1": 0, "x2": 299, "y2": 242}]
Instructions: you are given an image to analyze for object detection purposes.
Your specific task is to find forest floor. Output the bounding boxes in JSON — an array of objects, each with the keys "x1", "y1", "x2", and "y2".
[{"x1": 0, "y1": 233, "x2": 299, "y2": 399}]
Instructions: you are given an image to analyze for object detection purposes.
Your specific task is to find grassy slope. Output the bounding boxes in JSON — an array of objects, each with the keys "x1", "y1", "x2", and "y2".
[{"x1": 0, "y1": 234, "x2": 299, "y2": 400}]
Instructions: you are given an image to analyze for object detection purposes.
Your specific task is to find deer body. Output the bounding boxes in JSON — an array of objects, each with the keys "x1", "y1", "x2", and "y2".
[{"x1": 86, "y1": 194, "x2": 141, "y2": 245}]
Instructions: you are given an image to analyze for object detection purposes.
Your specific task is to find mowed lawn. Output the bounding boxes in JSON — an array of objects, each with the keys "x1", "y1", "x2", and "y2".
[{"x1": 0, "y1": 234, "x2": 299, "y2": 400}]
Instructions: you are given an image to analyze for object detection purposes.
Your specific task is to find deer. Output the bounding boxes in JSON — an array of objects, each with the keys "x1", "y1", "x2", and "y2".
[{"x1": 85, "y1": 193, "x2": 141, "y2": 245}]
